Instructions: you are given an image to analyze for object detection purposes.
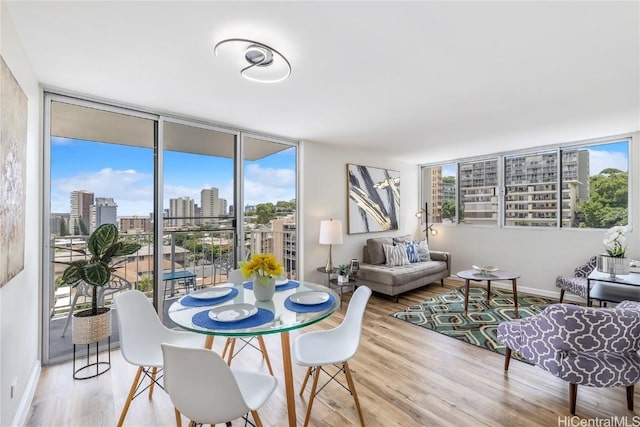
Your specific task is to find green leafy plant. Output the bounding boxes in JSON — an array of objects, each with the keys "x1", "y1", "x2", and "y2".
[
  {"x1": 337, "y1": 264, "x2": 350, "y2": 276},
  {"x1": 60, "y1": 224, "x2": 141, "y2": 315}
]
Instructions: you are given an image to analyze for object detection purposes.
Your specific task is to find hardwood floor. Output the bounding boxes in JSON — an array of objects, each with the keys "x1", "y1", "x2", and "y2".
[{"x1": 26, "y1": 279, "x2": 639, "y2": 426}]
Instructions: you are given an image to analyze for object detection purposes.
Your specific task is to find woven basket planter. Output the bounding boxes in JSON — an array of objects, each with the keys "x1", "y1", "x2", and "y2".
[{"x1": 72, "y1": 307, "x2": 111, "y2": 345}]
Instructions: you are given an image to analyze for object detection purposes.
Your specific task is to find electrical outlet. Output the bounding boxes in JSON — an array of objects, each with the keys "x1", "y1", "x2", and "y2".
[{"x1": 10, "y1": 378, "x2": 17, "y2": 399}]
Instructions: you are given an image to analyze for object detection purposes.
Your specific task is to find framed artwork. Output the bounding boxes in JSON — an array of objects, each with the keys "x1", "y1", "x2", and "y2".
[
  {"x1": 0, "y1": 55, "x2": 28, "y2": 287},
  {"x1": 347, "y1": 164, "x2": 400, "y2": 234}
]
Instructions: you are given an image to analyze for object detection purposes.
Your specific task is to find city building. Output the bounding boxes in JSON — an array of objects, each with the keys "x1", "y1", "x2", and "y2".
[
  {"x1": 168, "y1": 197, "x2": 195, "y2": 227},
  {"x1": 89, "y1": 197, "x2": 117, "y2": 232},
  {"x1": 119, "y1": 216, "x2": 152, "y2": 234},
  {"x1": 69, "y1": 190, "x2": 94, "y2": 235},
  {"x1": 50, "y1": 213, "x2": 70, "y2": 236},
  {"x1": 200, "y1": 188, "x2": 221, "y2": 224}
]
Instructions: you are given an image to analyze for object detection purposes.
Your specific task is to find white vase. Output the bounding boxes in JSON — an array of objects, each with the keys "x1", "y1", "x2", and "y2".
[
  {"x1": 253, "y1": 277, "x2": 276, "y2": 301},
  {"x1": 597, "y1": 255, "x2": 630, "y2": 278}
]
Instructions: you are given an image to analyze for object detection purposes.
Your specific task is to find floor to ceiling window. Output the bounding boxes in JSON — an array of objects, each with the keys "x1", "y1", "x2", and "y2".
[{"x1": 43, "y1": 94, "x2": 298, "y2": 363}]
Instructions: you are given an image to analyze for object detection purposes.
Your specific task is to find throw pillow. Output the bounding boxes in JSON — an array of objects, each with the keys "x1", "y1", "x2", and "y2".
[
  {"x1": 416, "y1": 239, "x2": 431, "y2": 262},
  {"x1": 393, "y1": 234, "x2": 413, "y2": 244},
  {"x1": 383, "y1": 243, "x2": 410, "y2": 267},
  {"x1": 366, "y1": 237, "x2": 394, "y2": 265},
  {"x1": 405, "y1": 240, "x2": 420, "y2": 263}
]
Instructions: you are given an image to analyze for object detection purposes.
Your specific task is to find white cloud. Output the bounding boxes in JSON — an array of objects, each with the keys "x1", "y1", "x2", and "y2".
[
  {"x1": 51, "y1": 164, "x2": 296, "y2": 216},
  {"x1": 587, "y1": 149, "x2": 628, "y2": 176}
]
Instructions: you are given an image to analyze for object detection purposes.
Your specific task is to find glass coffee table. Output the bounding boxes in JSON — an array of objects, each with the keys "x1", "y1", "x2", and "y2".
[
  {"x1": 456, "y1": 269, "x2": 521, "y2": 317},
  {"x1": 586, "y1": 270, "x2": 640, "y2": 306}
]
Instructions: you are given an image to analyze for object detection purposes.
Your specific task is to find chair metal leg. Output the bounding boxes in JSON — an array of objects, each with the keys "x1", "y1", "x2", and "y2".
[
  {"x1": 257, "y1": 336, "x2": 274, "y2": 376},
  {"x1": 504, "y1": 348, "x2": 512, "y2": 371},
  {"x1": 299, "y1": 367, "x2": 312, "y2": 396},
  {"x1": 344, "y1": 362, "x2": 365, "y2": 427},
  {"x1": 559, "y1": 289, "x2": 565, "y2": 303},
  {"x1": 117, "y1": 366, "x2": 143, "y2": 427},
  {"x1": 149, "y1": 367, "x2": 158, "y2": 398},
  {"x1": 303, "y1": 366, "x2": 321, "y2": 427},
  {"x1": 569, "y1": 383, "x2": 578, "y2": 415},
  {"x1": 174, "y1": 408, "x2": 182, "y2": 427},
  {"x1": 627, "y1": 384, "x2": 634, "y2": 410},
  {"x1": 251, "y1": 410, "x2": 263, "y2": 427}
]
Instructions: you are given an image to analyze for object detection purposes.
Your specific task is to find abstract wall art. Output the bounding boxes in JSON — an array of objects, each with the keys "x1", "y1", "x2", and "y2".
[
  {"x1": 347, "y1": 164, "x2": 399, "y2": 234},
  {"x1": 0, "y1": 55, "x2": 28, "y2": 287}
]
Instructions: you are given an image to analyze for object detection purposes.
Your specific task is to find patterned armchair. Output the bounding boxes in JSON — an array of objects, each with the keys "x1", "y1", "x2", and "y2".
[
  {"x1": 555, "y1": 256, "x2": 597, "y2": 303},
  {"x1": 497, "y1": 301, "x2": 640, "y2": 415}
]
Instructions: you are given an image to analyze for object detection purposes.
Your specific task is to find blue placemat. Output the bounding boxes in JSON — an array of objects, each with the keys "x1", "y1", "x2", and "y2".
[
  {"x1": 180, "y1": 288, "x2": 238, "y2": 307},
  {"x1": 243, "y1": 280, "x2": 300, "y2": 291},
  {"x1": 285, "y1": 294, "x2": 336, "y2": 313},
  {"x1": 192, "y1": 307, "x2": 275, "y2": 330}
]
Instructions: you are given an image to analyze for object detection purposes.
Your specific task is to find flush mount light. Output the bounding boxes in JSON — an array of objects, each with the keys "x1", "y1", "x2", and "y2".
[{"x1": 214, "y1": 38, "x2": 291, "y2": 83}]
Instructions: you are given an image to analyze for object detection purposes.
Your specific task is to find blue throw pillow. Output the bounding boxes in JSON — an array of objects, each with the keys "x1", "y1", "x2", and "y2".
[{"x1": 405, "y1": 240, "x2": 420, "y2": 263}]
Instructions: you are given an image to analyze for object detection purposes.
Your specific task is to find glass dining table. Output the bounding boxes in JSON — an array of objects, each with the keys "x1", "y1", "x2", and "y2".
[{"x1": 167, "y1": 280, "x2": 341, "y2": 427}]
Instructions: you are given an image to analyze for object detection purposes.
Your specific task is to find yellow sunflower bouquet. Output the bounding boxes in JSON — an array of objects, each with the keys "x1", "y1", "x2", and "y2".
[{"x1": 240, "y1": 253, "x2": 284, "y2": 286}]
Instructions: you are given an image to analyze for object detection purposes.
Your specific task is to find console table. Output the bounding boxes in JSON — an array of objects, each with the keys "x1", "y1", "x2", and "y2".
[{"x1": 586, "y1": 270, "x2": 640, "y2": 306}]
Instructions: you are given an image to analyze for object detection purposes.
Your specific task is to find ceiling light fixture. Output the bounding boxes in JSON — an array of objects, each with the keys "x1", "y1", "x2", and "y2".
[{"x1": 214, "y1": 38, "x2": 291, "y2": 83}]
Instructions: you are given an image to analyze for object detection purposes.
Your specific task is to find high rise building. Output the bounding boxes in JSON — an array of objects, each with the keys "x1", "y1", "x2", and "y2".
[
  {"x1": 200, "y1": 187, "x2": 221, "y2": 224},
  {"x1": 119, "y1": 216, "x2": 152, "y2": 234},
  {"x1": 218, "y1": 198, "x2": 227, "y2": 216},
  {"x1": 89, "y1": 197, "x2": 117, "y2": 232},
  {"x1": 50, "y1": 213, "x2": 70, "y2": 236},
  {"x1": 70, "y1": 190, "x2": 94, "y2": 235},
  {"x1": 169, "y1": 197, "x2": 195, "y2": 227}
]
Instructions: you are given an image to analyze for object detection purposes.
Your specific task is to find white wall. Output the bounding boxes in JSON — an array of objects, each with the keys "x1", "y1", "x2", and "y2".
[
  {"x1": 0, "y1": 3, "x2": 42, "y2": 425},
  {"x1": 300, "y1": 140, "x2": 421, "y2": 283}
]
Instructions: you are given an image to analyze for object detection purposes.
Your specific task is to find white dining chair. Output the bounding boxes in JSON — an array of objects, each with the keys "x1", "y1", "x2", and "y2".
[
  {"x1": 293, "y1": 285, "x2": 372, "y2": 427},
  {"x1": 221, "y1": 269, "x2": 274, "y2": 375},
  {"x1": 114, "y1": 290, "x2": 205, "y2": 427},
  {"x1": 162, "y1": 343, "x2": 278, "y2": 427}
]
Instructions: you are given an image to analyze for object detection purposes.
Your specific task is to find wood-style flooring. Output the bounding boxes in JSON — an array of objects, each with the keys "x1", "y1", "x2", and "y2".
[{"x1": 26, "y1": 279, "x2": 639, "y2": 426}]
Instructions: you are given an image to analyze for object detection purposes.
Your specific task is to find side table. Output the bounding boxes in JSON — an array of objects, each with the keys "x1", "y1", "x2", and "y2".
[{"x1": 316, "y1": 266, "x2": 356, "y2": 309}]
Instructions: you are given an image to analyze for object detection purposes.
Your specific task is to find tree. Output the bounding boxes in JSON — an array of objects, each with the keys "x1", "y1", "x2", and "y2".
[
  {"x1": 441, "y1": 199, "x2": 456, "y2": 222},
  {"x1": 576, "y1": 168, "x2": 628, "y2": 228},
  {"x1": 255, "y1": 203, "x2": 276, "y2": 224}
]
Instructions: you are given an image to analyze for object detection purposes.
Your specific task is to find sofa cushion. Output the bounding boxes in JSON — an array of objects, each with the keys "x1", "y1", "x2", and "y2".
[
  {"x1": 405, "y1": 240, "x2": 420, "y2": 263},
  {"x1": 358, "y1": 260, "x2": 447, "y2": 286},
  {"x1": 366, "y1": 237, "x2": 394, "y2": 265},
  {"x1": 383, "y1": 243, "x2": 410, "y2": 266},
  {"x1": 392, "y1": 234, "x2": 413, "y2": 244},
  {"x1": 416, "y1": 239, "x2": 431, "y2": 261}
]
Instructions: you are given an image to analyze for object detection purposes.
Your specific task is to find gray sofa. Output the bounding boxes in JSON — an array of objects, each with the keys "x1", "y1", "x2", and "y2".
[{"x1": 357, "y1": 236, "x2": 451, "y2": 301}]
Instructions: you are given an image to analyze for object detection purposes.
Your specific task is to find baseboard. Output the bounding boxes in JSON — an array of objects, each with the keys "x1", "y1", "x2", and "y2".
[{"x1": 11, "y1": 359, "x2": 41, "y2": 427}]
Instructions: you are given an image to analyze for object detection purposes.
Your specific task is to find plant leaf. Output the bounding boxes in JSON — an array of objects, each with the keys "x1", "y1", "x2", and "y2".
[
  {"x1": 60, "y1": 260, "x2": 88, "y2": 285},
  {"x1": 114, "y1": 242, "x2": 142, "y2": 256},
  {"x1": 88, "y1": 224, "x2": 118, "y2": 257},
  {"x1": 80, "y1": 262, "x2": 111, "y2": 287}
]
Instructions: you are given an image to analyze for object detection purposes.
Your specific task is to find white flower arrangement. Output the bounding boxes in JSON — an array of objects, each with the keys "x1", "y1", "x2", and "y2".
[{"x1": 603, "y1": 225, "x2": 632, "y2": 258}]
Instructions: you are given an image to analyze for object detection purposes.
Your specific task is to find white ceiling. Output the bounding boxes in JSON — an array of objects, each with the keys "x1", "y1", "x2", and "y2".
[{"x1": 5, "y1": 1, "x2": 640, "y2": 163}]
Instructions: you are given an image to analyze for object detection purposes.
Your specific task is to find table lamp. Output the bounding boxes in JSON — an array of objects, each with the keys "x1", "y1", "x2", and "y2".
[{"x1": 319, "y1": 218, "x2": 343, "y2": 273}]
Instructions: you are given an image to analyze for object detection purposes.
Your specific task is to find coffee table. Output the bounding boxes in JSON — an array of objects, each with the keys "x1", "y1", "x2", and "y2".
[
  {"x1": 586, "y1": 270, "x2": 640, "y2": 306},
  {"x1": 456, "y1": 269, "x2": 521, "y2": 317}
]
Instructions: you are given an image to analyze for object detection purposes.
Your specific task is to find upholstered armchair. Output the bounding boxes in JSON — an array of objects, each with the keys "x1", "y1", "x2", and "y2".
[
  {"x1": 497, "y1": 301, "x2": 640, "y2": 415},
  {"x1": 555, "y1": 256, "x2": 597, "y2": 303}
]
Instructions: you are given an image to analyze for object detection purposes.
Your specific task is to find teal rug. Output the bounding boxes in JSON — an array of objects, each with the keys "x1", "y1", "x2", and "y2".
[{"x1": 391, "y1": 286, "x2": 557, "y2": 362}]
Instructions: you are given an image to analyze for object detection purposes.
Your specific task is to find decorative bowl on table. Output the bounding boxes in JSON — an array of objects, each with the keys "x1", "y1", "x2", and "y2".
[{"x1": 472, "y1": 265, "x2": 498, "y2": 275}]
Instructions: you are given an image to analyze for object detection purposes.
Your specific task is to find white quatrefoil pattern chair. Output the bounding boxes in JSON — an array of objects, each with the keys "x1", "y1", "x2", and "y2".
[
  {"x1": 162, "y1": 343, "x2": 277, "y2": 426},
  {"x1": 293, "y1": 285, "x2": 372, "y2": 427}
]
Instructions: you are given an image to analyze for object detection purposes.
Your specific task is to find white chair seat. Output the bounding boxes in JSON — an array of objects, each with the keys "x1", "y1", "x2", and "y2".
[
  {"x1": 162, "y1": 343, "x2": 277, "y2": 426},
  {"x1": 232, "y1": 369, "x2": 278, "y2": 410},
  {"x1": 292, "y1": 285, "x2": 372, "y2": 427}
]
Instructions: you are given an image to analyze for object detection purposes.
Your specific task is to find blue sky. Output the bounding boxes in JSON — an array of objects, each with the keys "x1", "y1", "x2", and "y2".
[{"x1": 50, "y1": 137, "x2": 297, "y2": 216}]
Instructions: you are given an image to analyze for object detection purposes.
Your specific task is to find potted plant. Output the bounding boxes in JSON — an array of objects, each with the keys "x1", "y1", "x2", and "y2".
[
  {"x1": 60, "y1": 223, "x2": 141, "y2": 345},
  {"x1": 337, "y1": 264, "x2": 350, "y2": 283},
  {"x1": 240, "y1": 253, "x2": 283, "y2": 301},
  {"x1": 597, "y1": 225, "x2": 632, "y2": 278}
]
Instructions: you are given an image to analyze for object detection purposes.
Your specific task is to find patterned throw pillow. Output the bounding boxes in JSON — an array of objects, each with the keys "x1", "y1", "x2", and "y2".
[
  {"x1": 405, "y1": 240, "x2": 420, "y2": 263},
  {"x1": 383, "y1": 243, "x2": 410, "y2": 267},
  {"x1": 416, "y1": 239, "x2": 431, "y2": 262}
]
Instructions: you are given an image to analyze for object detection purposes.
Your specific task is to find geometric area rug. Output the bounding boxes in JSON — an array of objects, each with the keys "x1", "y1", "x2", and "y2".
[{"x1": 390, "y1": 286, "x2": 557, "y2": 364}]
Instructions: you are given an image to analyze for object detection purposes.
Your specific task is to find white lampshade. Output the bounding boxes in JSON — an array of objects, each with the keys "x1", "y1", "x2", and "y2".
[{"x1": 319, "y1": 219, "x2": 343, "y2": 245}]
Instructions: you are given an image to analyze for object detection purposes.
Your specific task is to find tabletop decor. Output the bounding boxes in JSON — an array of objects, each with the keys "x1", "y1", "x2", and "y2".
[
  {"x1": 192, "y1": 307, "x2": 275, "y2": 330},
  {"x1": 240, "y1": 253, "x2": 284, "y2": 301},
  {"x1": 180, "y1": 287, "x2": 238, "y2": 307},
  {"x1": 59, "y1": 223, "x2": 141, "y2": 345},
  {"x1": 284, "y1": 293, "x2": 336, "y2": 313},
  {"x1": 597, "y1": 225, "x2": 632, "y2": 278}
]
